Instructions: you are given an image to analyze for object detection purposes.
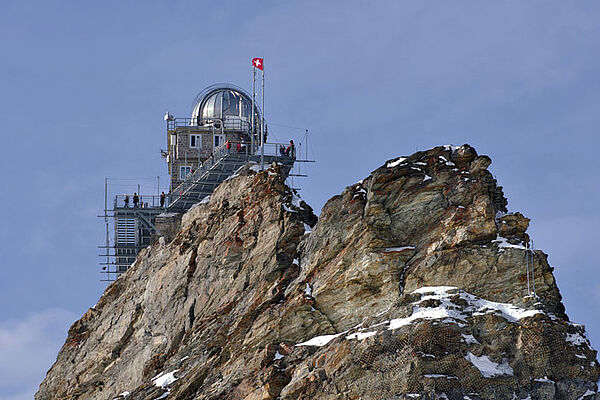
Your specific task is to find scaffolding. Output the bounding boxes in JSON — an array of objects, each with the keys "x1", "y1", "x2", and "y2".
[
  {"x1": 98, "y1": 139, "x2": 313, "y2": 281},
  {"x1": 99, "y1": 187, "x2": 167, "y2": 282}
]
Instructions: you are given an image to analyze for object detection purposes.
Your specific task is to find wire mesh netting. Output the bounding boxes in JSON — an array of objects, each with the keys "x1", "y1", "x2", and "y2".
[{"x1": 332, "y1": 318, "x2": 599, "y2": 400}]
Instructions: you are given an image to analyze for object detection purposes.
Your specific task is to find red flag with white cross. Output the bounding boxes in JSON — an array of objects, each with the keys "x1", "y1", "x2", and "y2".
[{"x1": 252, "y1": 58, "x2": 264, "y2": 71}]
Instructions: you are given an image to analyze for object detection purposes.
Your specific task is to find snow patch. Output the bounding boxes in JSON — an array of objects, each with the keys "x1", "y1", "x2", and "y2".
[
  {"x1": 534, "y1": 377, "x2": 554, "y2": 383},
  {"x1": 577, "y1": 389, "x2": 597, "y2": 399},
  {"x1": 189, "y1": 195, "x2": 211, "y2": 211},
  {"x1": 438, "y1": 155, "x2": 455, "y2": 166},
  {"x1": 465, "y1": 353, "x2": 514, "y2": 378},
  {"x1": 152, "y1": 369, "x2": 179, "y2": 388},
  {"x1": 384, "y1": 246, "x2": 415, "y2": 253},
  {"x1": 462, "y1": 334, "x2": 480, "y2": 345},
  {"x1": 566, "y1": 333, "x2": 589, "y2": 346},
  {"x1": 388, "y1": 302, "x2": 463, "y2": 330},
  {"x1": 291, "y1": 191, "x2": 306, "y2": 209},
  {"x1": 249, "y1": 163, "x2": 262, "y2": 173},
  {"x1": 401, "y1": 287, "x2": 541, "y2": 325},
  {"x1": 303, "y1": 283, "x2": 312, "y2": 296},
  {"x1": 387, "y1": 157, "x2": 407, "y2": 168},
  {"x1": 413, "y1": 286, "x2": 458, "y2": 294},
  {"x1": 282, "y1": 204, "x2": 296, "y2": 213},
  {"x1": 346, "y1": 331, "x2": 377, "y2": 340},
  {"x1": 199, "y1": 195, "x2": 211, "y2": 204},
  {"x1": 297, "y1": 287, "x2": 542, "y2": 349},
  {"x1": 296, "y1": 333, "x2": 342, "y2": 347},
  {"x1": 493, "y1": 236, "x2": 526, "y2": 250}
]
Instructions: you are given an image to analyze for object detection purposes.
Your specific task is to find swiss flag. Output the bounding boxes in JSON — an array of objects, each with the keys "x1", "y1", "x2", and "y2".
[{"x1": 252, "y1": 57, "x2": 264, "y2": 70}]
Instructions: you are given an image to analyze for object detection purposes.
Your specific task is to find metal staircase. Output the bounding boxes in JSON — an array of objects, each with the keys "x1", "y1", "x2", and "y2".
[{"x1": 167, "y1": 144, "x2": 295, "y2": 212}]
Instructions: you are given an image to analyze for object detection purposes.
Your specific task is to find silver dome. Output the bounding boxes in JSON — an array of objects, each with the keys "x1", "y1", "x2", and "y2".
[{"x1": 191, "y1": 84, "x2": 261, "y2": 131}]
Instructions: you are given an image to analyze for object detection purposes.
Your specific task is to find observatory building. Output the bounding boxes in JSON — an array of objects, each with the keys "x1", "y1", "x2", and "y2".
[
  {"x1": 100, "y1": 84, "x2": 302, "y2": 280},
  {"x1": 165, "y1": 84, "x2": 265, "y2": 191}
]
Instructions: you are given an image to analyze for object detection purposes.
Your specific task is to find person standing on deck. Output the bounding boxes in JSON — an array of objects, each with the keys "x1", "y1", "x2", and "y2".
[
  {"x1": 160, "y1": 192, "x2": 165, "y2": 207},
  {"x1": 133, "y1": 192, "x2": 139, "y2": 208},
  {"x1": 286, "y1": 140, "x2": 295, "y2": 158},
  {"x1": 226, "y1": 140, "x2": 231, "y2": 154},
  {"x1": 124, "y1": 194, "x2": 129, "y2": 208}
]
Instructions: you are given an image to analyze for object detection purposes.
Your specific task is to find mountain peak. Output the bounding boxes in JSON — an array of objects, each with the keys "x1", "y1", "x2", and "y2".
[{"x1": 36, "y1": 145, "x2": 599, "y2": 400}]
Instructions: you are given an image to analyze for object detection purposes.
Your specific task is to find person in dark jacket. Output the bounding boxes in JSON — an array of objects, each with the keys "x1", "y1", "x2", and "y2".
[
  {"x1": 124, "y1": 194, "x2": 129, "y2": 208},
  {"x1": 160, "y1": 192, "x2": 166, "y2": 207},
  {"x1": 133, "y1": 192, "x2": 139, "y2": 208},
  {"x1": 286, "y1": 140, "x2": 295, "y2": 158}
]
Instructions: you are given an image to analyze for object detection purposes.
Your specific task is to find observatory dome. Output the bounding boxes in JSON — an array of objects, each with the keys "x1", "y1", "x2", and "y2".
[{"x1": 191, "y1": 84, "x2": 259, "y2": 125}]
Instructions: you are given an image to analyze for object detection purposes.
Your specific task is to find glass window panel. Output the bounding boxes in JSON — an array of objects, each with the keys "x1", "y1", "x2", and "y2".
[
  {"x1": 241, "y1": 97, "x2": 250, "y2": 119},
  {"x1": 189, "y1": 134, "x2": 202, "y2": 148},
  {"x1": 202, "y1": 94, "x2": 214, "y2": 118},
  {"x1": 180, "y1": 166, "x2": 191, "y2": 180},
  {"x1": 223, "y1": 90, "x2": 240, "y2": 116},
  {"x1": 222, "y1": 91, "x2": 232, "y2": 116},
  {"x1": 213, "y1": 92, "x2": 222, "y2": 118}
]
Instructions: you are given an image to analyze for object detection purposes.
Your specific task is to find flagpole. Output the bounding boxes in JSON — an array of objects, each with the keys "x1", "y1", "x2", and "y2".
[
  {"x1": 260, "y1": 61, "x2": 265, "y2": 170},
  {"x1": 251, "y1": 66, "x2": 256, "y2": 154}
]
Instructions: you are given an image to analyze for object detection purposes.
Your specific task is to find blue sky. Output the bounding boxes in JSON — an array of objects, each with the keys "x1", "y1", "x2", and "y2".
[{"x1": 1, "y1": 1, "x2": 599, "y2": 398}]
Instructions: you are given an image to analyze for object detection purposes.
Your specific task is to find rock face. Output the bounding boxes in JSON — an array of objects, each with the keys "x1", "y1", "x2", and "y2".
[{"x1": 37, "y1": 145, "x2": 599, "y2": 400}]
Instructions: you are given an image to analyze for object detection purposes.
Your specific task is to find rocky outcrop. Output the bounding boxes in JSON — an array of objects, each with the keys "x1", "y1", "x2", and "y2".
[{"x1": 36, "y1": 145, "x2": 599, "y2": 400}]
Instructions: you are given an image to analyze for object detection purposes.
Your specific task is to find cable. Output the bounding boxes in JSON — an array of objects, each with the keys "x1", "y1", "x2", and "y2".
[{"x1": 268, "y1": 121, "x2": 307, "y2": 131}]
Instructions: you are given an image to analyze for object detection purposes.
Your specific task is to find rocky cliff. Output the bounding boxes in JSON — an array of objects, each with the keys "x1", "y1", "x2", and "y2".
[{"x1": 37, "y1": 145, "x2": 599, "y2": 400}]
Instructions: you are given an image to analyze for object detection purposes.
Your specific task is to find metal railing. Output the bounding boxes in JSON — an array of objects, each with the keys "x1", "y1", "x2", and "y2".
[
  {"x1": 168, "y1": 142, "x2": 230, "y2": 207},
  {"x1": 168, "y1": 141, "x2": 297, "y2": 209},
  {"x1": 217, "y1": 141, "x2": 297, "y2": 158},
  {"x1": 167, "y1": 117, "x2": 256, "y2": 133},
  {"x1": 259, "y1": 142, "x2": 298, "y2": 158},
  {"x1": 114, "y1": 194, "x2": 167, "y2": 209}
]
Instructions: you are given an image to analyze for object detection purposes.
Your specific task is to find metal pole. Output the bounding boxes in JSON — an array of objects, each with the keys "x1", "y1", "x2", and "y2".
[
  {"x1": 303, "y1": 128, "x2": 309, "y2": 174},
  {"x1": 252, "y1": 67, "x2": 256, "y2": 154},
  {"x1": 220, "y1": 120, "x2": 224, "y2": 144},
  {"x1": 531, "y1": 241, "x2": 536, "y2": 294},
  {"x1": 157, "y1": 176, "x2": 160, "y2": 207},
  {"x1": 525, "y1": 242, "x2": 530, "y2": 295},
  {"x1": 105, "y1": 178, "x2": 110, "y2": 279},
  {"x1": 260, "y1": 65, "x2": 265, "y2": 170},
  {"x1": 169, "y1": 134, "x2": 173, "y2": 195}
]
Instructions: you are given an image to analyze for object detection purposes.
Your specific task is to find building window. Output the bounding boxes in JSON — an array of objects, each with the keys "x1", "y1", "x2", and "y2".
[
  {"x1": 170, "y1": 134, "x2": 176, "y2": 146},
  {"x1": 214, "y1": 134, "x2": 224, "y2": 148},
  {"x1": 190, "y1": 134, "x2": 202, "y2": 149},
  {"x1": 179, "y1": 166, "x2": 191, "y2": 180}
]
